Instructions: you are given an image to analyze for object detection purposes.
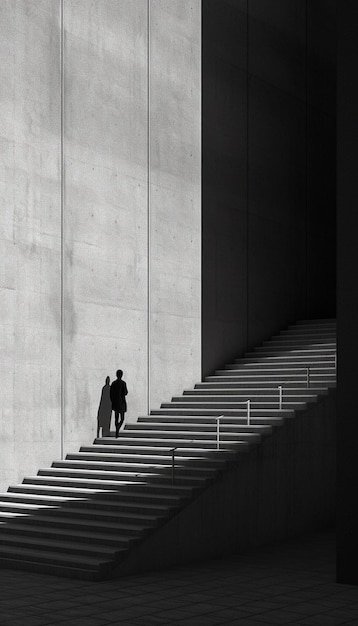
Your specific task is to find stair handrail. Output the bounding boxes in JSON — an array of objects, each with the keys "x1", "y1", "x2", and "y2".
[
  {"x1": 275, "y1": 365, "x2": 312, "y2": 411},
  {"x1": 216, "y1": 415, "x2": 223, "y2": 449},
  {"x1": 226, "y1": 350, "x2": 336, "y2": 416},
  {"x1": 275, "y1": 358, "x2": 337, "y2": 410},
  {"x1": 131, "y1": 441, "x2": 203, "y2": 485},
  {"x1": 170, "y1": 447, "x2": 177, "y2": 485}
]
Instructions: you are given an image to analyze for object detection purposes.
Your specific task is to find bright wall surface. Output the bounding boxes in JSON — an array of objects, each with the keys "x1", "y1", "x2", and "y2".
[
  {"x1": 0, "y1": 0, "x2": 201, "y2": 490},
  {"x1": 149, "y1": 2, "x2": 201, "y2": 408},
  {"x1": 0, "y1": 1, "x2": 62, "y2": 492}
]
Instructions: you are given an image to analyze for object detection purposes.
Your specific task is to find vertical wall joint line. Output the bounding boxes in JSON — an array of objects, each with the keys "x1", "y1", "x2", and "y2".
[
  {"x1": 246, "y1": 0, "x2": 249, "y2": 350},
  {"x1": 147, "y1": 0, "x2": 151, "y2": 416},
  {"x1": 60, "y1": 0, "x2": 65, "y2": 460},
  {"x1": 305, "y1": 0, "x2": 309, "y2": 318}
]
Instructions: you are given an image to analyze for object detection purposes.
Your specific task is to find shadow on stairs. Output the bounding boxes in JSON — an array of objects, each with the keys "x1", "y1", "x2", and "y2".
[{"x1": 0, "y1": 319, "x2": 336, "y2": 579}]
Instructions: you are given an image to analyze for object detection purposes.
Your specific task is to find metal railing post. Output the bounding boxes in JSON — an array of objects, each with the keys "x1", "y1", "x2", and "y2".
[
  {"x1": 247, "y1": 400, "x2": 251, "y2": 425},
  {"x1": 216, "y1": 416, "x2": 222, "y2": 450},
  {"x1": 278, "y1": 385, "x2": 283, "y2": 410},
  {"x1": 171, "y1": 447, "x2": 177, "y2": 485}
]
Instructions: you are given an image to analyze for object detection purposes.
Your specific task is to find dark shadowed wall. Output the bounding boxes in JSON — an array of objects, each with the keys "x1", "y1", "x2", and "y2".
[
  {"x1": 336, "y1": 0, "x2": 358, "y2": 586},
  {"x1": 202, "y1": 0, "x2": 336, "y2": 376},
  {"x1": 112, "y1": 390, "x2": 336, "y2": 576}
]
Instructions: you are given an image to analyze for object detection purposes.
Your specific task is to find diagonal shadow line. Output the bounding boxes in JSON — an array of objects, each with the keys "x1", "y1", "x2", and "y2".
[
  {"x1": 0, "y1": 433, "x2": 244, "y2": 566},
  {"x1": 0, "y1": 336, "x2": 336, "y2": 569}
]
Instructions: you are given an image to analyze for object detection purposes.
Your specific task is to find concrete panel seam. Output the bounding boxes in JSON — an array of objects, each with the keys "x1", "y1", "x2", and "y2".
[
  {"x1": 305, "y1": 0, "x2": 309, "y2": 317},
  {"x1": 60, "y1": 0, "x2": 65, "y2": 460},
  {"x1": 147, "y1": 0, "x2": 151, "y2": 415},
  {"x1": 247, "y1": 0, "x2": 249, "y2": 350}
]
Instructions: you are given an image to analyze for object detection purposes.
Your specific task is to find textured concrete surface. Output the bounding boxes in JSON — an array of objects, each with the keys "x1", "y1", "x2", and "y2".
[
  {"x1": 0, "y1": 1, "x2": 62, "y2": 490},
  {"x1": 150, "y1": 0, "x2": 201, "y2": 408},
  {"x1": 63, "y1": 0, "x2": 148, "y2": 449},
  {"x1": 0, "y1": 0, "x2": 201, "y2": 490}
]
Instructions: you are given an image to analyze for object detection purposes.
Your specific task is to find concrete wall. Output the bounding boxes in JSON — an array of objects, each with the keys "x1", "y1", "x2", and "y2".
[
  {"x1": 63, "y1": 0, "x2": 149, "y2": 449},
  {"x1": 0, "y1": 1, "x2": 62, "y2": 492},
  {"x1": 0, "y1": 0, "x2": 201, "y2": 491},
  {"x1": 149, "y1": 1, "x2": 201, "y2": 409},
  {"x1": 202, "y1": 0, "x2": 336, "y2": 376},
  {"x1": 336, "y1": 0, "x2": 358, "y2": 586},
  {"x1": 306, "y1": 0, "x2": 336, "y2": 318},
  {"x1": 115, "y1": 389, "x2": 336, "y2": 576}
]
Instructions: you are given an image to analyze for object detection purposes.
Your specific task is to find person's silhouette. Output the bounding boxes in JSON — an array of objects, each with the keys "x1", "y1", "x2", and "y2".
[
  {"x1": 97, "y1": 376, "x2": 112, "y2": 437},
  {"x1": 110, "y1": 369, "x2": 128, "y2": 437}
]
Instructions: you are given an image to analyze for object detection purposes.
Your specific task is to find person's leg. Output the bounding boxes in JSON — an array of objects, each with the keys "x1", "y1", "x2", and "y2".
[
  {"x1": 97, "y1": 422, "x2": 100, "y2": 438},
  {"x1": 114, "y1": 411, "x2": 119, "y2": 437},
  {"x1": 118, "y1": 411, "x2": 125, "y2": 430},
  {"x1": 106, "y1": 411, "x2": 112, "y2": 437}
]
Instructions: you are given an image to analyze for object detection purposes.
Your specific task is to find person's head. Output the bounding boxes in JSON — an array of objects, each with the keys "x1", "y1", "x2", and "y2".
[
  {"x1": 116, "y1": 369, "x2": 123, "y2": 379},
  {"x1": 105, "y1": 376, "x2": 110, "y2": 385}
]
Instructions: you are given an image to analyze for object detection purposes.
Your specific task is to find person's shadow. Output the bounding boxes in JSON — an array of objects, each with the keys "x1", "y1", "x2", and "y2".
[{"x1": 97, "y1": 376, "x2": 112, "y2": 437}]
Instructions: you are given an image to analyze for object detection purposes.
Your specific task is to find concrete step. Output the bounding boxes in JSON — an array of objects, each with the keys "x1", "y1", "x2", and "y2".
[
  {"x1": 0, "y1": 317, "x2": 336, "y2": 581},
  {"x1": 0, "y1": 511, "x2": 145, "y2": 540},
  {"x1": 130, "y1": 416, "x2": 283, "y2": 436},
  {"x1": 98, "y1": 428, "x2": 252, "y2": 444},
  {"x1": 131, "y1": 421, "x2": 265, "y2": 433},
  {"x1": 0, "y1": 501, "x2": 165, "y2": 527},
  {"x1": 0, "y1": 527, "x2": 132, "y2": 553},
  {"x1": 205, "y1": 374, "x2": 335, "y2": 384},
  {"x1": 267, "y1": 331, "x2": 336, "y2": 339},
  {"x1": 22, "y1": 476, "x2": 195, "y2": 496},
  {"x1": 213, "y1": 368, "x2": 335, "y2": 377},
  {"x1": 175, "y1": 395, "x2": 317, "y2": 405},
  {"x1": 0, "y1": 510, "x2": 151, "y2": 537},
  {"x1": 246, "y1": 348, "x2": 335, "y2": 358},
  {"x1": 126, "y1": 422, "x2": 273, "y2": 433},
  {"x1": 68, "y1": 451, "x2": 230, "y2": 465},
  {"x1": 0, "y1": 500, "x2": 57, "y2": 513},
  {"x1": 52, "y1": 459, "x2": 221, "y2": 476},
  {"x1": 0, "y1": 545, "x2": 113, "y2": 575},
  {"x1": 230, "y1": 357, "x2": 335, "y2": 366},
  {"x1": 162, "y1": 400, "x2": 308, "y2": 410},
  {"x1": 127, "y1": 424, "x2": 263, "y2": 440},
  {"x1": 254, "y1": 342, "x2": 336, "y2": 352},
  {"x1": 0, "y1": 491, "x2": 175, "y2": 516},
  {"x1": 261, "y1": 339, "x2": 336, "y2": 348},
  {"x1": 280, "y1": 325, "x2": 336, "y2": 337},
  {"x1": 188, "y1": 387, "x2": 328, "y2": 397},
  {"x1": 150, "y1": 408, "x2": 294, "y2": 418},
  {"x1": 235, "y1": 357, "x2": 335, "y2": 367},
  {"x1": 83, "y1": 444, "x2": 237, "y2": 459},
  {"x1": 195, "y1": 381, "x2": 335, "y2": 389},
  {"x1": 108, "y1": 425, "x2": 263, "y2": 438},
  {"x1": 9, "y1": 483, "x2": 185, "y2": 506},
  {"x1": 94, "y1": 436, "x2": 243, "y2": 449},
  {"x1": 35, "y1": 468, "x2": 208, "y2": 488}
]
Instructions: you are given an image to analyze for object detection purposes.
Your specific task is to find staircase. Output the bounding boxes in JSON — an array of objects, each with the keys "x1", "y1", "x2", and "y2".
[{"x1": 0, "y1": 319, "x2": 336, "y2": 580}]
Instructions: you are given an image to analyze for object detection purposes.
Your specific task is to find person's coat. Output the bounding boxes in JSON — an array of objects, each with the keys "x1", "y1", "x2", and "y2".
[{"x1": 110, "y1": 379, "x2": 128, "y2": 413}]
